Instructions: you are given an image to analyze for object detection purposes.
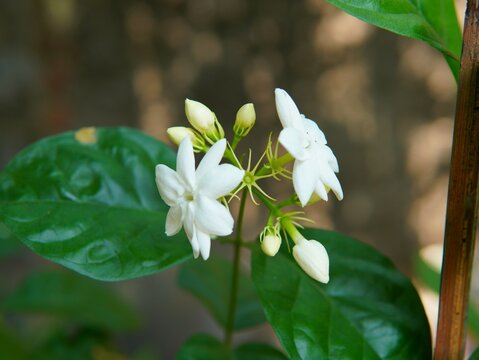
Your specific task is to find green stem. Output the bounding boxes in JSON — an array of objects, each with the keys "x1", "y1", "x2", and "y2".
[
  {"x1": 256, "y1": 153, "x2": 294, "y2": 177},
  {"x1": 224, "y1": 189, "x2": 247, "y2": 347}
]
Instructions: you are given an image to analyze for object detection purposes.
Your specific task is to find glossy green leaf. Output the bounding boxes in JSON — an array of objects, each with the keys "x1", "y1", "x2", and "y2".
[
  {"x1": 252, "y1": 228, "x2": 432, "y2": 360},
  {"x1": 175, "y1": 334, "x2": 229, "y2": 360},
  {"x1": 0, "y1": 127, "x2": 191, "y2": 280},
  {"x1": 1, "y1": 269, "x2": 139, "y2": 332},
  {"x1": 175, "y1": 334, "x2": 286, "y2": 360},
  {"x1": 178, "y1": 255, "x2": 265, "y2": 330},
  {"x1": 324, "y1": 0, "x2": 462, "y2": 80}
]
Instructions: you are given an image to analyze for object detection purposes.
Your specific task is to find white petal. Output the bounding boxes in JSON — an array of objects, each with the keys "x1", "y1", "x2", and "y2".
[
  {"x1": 279, "y1": 128, "x2": 309, "y2": 161},
  {"x1": 177, "y1": 137, "x2": 196, "y2": 189},
  {"x1": 196, "y1": 138, "x2": 227, "y2": 180},
  {"x1": 165, "y1": 205, "x2": 183, "y2": 236},
  {"x1": 314, "y1": 181, "x2": 329, "y2": 202},
  {"x1": 198, "y1": 164, "x2": 244, "y2": 199},
  {"x1": 293, "y1": 239, "x2": 329, "y2": 283},
  {"x1": 184, "y1": 205, "x2": 200, "y2": 258},
  {"x1": 293, "y1": 159, "x2": 320, "y2": 207},
  {"x1": 318, "y1": 163, "x2": 343, "y2": 201},
  {"x1": 196, "y1": 229, "x2": 211, "y2": 260},
  {"x1": 303, "y1": 118, "x2": 327, "y2": 145},
  {"x1": 275, "y1": 88, "x2": 304, "y2": 130},
  {"x1": 155, "y1": 165, "x2": 184, "y2": 206},
  {"x1": 319, "y1": 145, "x2": 339, "y2": 172},
  {"x1": 195, "y1": 194, "x2": 234, "y2": 236}
]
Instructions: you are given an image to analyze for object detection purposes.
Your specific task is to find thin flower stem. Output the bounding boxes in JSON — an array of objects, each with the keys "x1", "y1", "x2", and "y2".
[{"x1": 224, "y1": 189, "x2": 247, "y2": 348}]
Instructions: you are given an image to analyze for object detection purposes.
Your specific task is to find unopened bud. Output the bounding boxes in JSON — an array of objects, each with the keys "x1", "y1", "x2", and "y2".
[
  {"x1": 185, "y1": 99, "x2": 215, "y2": 133},
  {"x1": 292, "y1": 238, "x2": 329, "y2": 284},
  {"x1": 167, "y1": 126, "x2": 206, "y2": 152},
  {"x1": 233, "y1": 103, "x2": 256, "y2": 137},
  {"x1": 261, "y1": 234, "x2": 281, "y2": 257}
]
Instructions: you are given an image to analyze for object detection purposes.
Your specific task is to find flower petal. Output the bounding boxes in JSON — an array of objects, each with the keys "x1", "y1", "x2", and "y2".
[
  {"x1": 177, "y1": 137, "x2": 196, "y2": 189},
  {"x1": 319, "y1": 145, "x2": 339, "y2": 172},
  {"x1": 275, "y1": 88, "x2": 304, "y2": 130},
  {"x1": 318, "y1": 162, "x2": 343, "y2": 201},
  {"x1": 196, "y1": 228, "x2": 211, "y2": 260},
  {"x1": 196, "y1": 138, "x2": 227, "y2": 180},
  {"x1": 195, "y1": 194, "x2": 234, "y2": 236},
  {"x1": 303, "y1": 118, "x2": 327, "y2": 145},
  {"x1": 198, "y1": 164, "x2": 244, "y2": 199},
  {"x1": 184, "y1": 204, "x2": 200, "y2": 258},
  {"x1": 155, "y1": 164, "x2": 184, "y2": 206},
  {"x1": 293, "y1": 159, "x2": 320, "y2": 207},
  {"x1": 165, "y1": 205, "x2": 183, "y2": 236},
  {"x1": 279, "y1": 128, "x2": 309, "y2": 161},
  {"x1": 314, "y1": 181, "x2": 329, "y2": 202}
]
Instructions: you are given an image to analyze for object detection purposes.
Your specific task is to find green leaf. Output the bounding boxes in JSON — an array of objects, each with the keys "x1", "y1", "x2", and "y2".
[
  {"x1": 324, "y1": 0, "x2": 462, "y2": 80},
  {"x1": 175, "y1": 334, "x2": 229, "y2": 360},
  {"x1": 178, "y1": 255, "x2": 265, "y2": 330},
  {"x1": 0, "y1": 127, "x2": 192, "y2": 280},
  {"x1": 252, "y1": 228, "x2": 432, "y2": 360},
  {"x1": 469, "y1": 347, "x2": 479, "y2": 360},
  {"x1": 234, "y1": 343, "x2": 288, "y2": 360},
  {"x1": 1, "y1": 269, "x2": 139, "y2": 332}
]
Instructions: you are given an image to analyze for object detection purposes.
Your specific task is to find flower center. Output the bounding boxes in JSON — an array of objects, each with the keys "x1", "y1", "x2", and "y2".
[
  {"x1": 244, "y1": 172, "x2": 255, "y2": 185},
  {"x1": 184, "y1": 191, "x2": 194, "y2": 202}
]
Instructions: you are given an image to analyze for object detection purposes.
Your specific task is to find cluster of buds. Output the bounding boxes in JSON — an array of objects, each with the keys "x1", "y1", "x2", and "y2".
[{"x1": 159, "y1": 89, "x2": 342, "y2": 284}]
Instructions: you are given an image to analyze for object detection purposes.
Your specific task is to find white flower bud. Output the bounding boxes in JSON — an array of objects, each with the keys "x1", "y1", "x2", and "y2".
[
  {"x1": 185, "y1": 99, "x2": 215, "y2": 133},
  {"x1": 261, "y1": 234, "x2": 281, "y2": 257},
  {"x1": 292, "y1": 238, "x2": 329, "y2": 283},
  {"x1": 167, "y1": 126, "x2": 205, "y2": 152},
  {"x1": 233, "y1": 103, "x2": 256, "y2": 137}
]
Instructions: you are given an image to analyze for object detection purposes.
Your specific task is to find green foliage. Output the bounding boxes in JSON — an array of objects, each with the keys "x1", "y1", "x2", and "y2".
[
  {"x1": 0, "y1": 223, "x2": 21, "y2": 258},
  {"x1": 178, "y1": 255, "x2": 265, "y2": 330},
  {"x1": 1, "y1": 269, "x2": 139, "y2": 332},
  {"x1": 175, "y1": 334, "x2": 287, "y2": 360},
  {"x1": 252, "y1": 228, "x2": 432, "y2": 360},
  {"x1": 324, "y1": 0, "x2": 462, "y2": 80},
  {"x1": 470, "y1": 347, "x2": 479, "y2": 360},
  {"x1": 0, "y1": 320, "x2": 26, "y2": 360},
  {"x1": 0, "y1": 127, "x2": 191, "y2": 281}
]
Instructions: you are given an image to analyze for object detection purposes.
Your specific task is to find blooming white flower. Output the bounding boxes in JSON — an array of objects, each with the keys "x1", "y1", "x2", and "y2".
[
  {"x1": 155, "y1": 138, "x2": 244, "y2": 260},
  {"x1": 275, "y1": 88, "x2": 343, "y2": 206},
  {"x1": 292, "y1": 238, "x2": 330, "y2": 283}
]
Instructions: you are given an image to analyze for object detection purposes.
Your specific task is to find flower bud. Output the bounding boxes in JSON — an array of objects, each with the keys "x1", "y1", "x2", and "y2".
[
  {"x1": 233, "y1": 103, "x2": 256, "y2": 137},
  {"x1": 167, "y1": 126, "x2": 206, "y2": 152},
  {"x1": 261, "y1": 234, "x2": 281, "y2": 257},
  {"x1": 185, "y1": 99, "x2": 216, "y2": 133},
  {"x1": 292, "y1": 238, "x2": 329, "y2": 283}
]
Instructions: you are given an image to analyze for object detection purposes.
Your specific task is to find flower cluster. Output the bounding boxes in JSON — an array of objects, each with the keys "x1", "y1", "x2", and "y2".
[{"x1": 155, "y1": 89, "x2": 343, "y2": 283}]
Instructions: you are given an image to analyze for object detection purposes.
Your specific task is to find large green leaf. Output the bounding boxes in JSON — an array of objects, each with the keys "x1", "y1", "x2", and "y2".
[
  {"x1": 0, "y1": 127, "x2": 191, "y2": 280},
  {"x1": 324, "y1": 0, "x2": 462, "y2": 80},
  {"x1": 178, "y1": 255, "x2": 265, "y2": 331},
  {"x1": 252, "y1": 228, "x2": 432, "y2": 360},
  {"x1": 1, "y1": 269, "x2": 139, "y2": 332},
  {"x1": 175, "y1": 334, "x2": 287, "y2": 360}
]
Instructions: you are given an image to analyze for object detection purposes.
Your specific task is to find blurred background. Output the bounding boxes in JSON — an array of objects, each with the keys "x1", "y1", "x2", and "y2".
[{"x1": 0, "y1": 0, "x2": 473, "y2": 358}]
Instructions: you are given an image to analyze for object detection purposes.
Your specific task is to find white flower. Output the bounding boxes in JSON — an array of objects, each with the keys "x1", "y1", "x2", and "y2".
[
  {"x1": 292, "y1": 238, "x2": 330, "y2": 283},
  {"x1": 275, "y1": 88, "x2": 343, "y2": 206},
  {"x1": 155, "y1": 138, "x2": 244, "y2": 260}
]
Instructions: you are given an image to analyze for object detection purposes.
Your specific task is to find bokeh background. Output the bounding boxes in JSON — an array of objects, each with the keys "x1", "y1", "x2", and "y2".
[{"x1": 0, "y1": 0, "x2": 474, "y2": 358}]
